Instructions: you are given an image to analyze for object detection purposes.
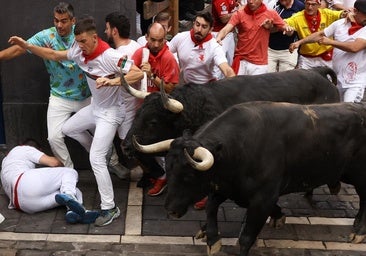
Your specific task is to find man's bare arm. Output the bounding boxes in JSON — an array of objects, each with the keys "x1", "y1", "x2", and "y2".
[
  {"x1": 0, "y1": 45, "x2": 26, "y2": 60},
  {"x1": 9, "y1": 36, "x2": 68, "y2": 61},
  {"x1": 216, "y1": 23, "x2": 234, "y2": 45},
  {"x1": 96, "y1": 64, "x2": 144, "y2": 88},
  {"x1": 219, "y1": 62, "x2": 236, "y2": 77},
  {"x1": 289, "y1": 31, "x2": 325, "y2": 53},
  {"x1": 39, "y1": 154, "x2": 64, "y2": 167},
  {"x1": 319, "y1": 37, "x2": 366, "y2": 53}
]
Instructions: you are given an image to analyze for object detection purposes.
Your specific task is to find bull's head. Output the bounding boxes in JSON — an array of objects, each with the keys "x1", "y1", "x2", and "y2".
[
  {"x1": 122, "y1": 93, "x2": 183, "y2": 157},
  {"x1": 167, "y1": 137, "x2": 214, "y2": 218},
  {"x1": 121, "y1": 72, "x2": 184, "y2": 113},
  {"x1": 121, "y1": 73, "x2": 185, "y2": 157},
  {"x1": 133, "y1": 133, "x2": 214, "y2": 218},
  {"x1": 132, "y1": 135, "x2": 214, "y2": 171}
]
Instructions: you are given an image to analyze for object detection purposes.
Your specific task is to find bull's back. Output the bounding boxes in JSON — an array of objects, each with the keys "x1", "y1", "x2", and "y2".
[
  {"x1": 197, "y1": 102, "x2": 366, "y2": 193},
  {"x1": 205, "y1": 68, "x2": 339, "y2": 108}
]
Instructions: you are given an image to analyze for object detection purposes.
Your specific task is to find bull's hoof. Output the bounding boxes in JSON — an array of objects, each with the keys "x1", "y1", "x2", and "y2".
[
  {"x1": 349, "y1": 233, "x2": 365, "y2": 243},
  {"x1": 207, "y1": 239, "x2": 222, "y2": 255},
  {"x1": 195, "y1": 229, "x2": 207, "y2": 242},
  {"x1": 269, "y1": 215, "x2": 286, "y2": 229}
]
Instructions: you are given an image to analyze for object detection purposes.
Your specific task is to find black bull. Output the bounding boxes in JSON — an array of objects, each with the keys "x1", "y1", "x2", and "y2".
[
  {"x1": 164, "y1": 102, "x2": 366, "y2": 256},
  {"x1": 123, "y1": 67, "x2": 340, "y2": 157}
]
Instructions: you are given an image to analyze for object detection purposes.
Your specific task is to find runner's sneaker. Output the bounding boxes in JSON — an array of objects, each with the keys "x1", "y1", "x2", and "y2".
[
  {"x1": 108, "y1": 163, "x2": 130, "y2": 180},
  {"x1": 55, "y1": 193, "x2": 85, "y2": 217},
  {"x1": 147, "y1": 178, "x2": 167, "y2": 196},
  {"x1": 65, "y1": 210, "x2": 100, "y2": 224},
  {"x1": 94, "y1": 206, "x2": 120, "y2": 227},
  {"x1": 65, "y1": 210, "x2": 81, "y2": 224},
  {"x1": 194, "y1": 196, "x2": 208, "y2": 210}
]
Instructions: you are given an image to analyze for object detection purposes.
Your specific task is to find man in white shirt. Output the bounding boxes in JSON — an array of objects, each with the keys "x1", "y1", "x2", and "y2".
[
  {"x1": 169, "y1": 10, "x2": 235, "y2": 84},
  {"x1": 1, "y1": 139, "x2": 99, "y2": 224},
  {"x1": 9, "y1": 16, "x2": 143, "y2": 226}
]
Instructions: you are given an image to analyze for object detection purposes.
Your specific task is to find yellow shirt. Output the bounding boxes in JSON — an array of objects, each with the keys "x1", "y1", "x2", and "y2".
[{"x1": 285, "y1": 8, "x2": 342, "y2": 56}]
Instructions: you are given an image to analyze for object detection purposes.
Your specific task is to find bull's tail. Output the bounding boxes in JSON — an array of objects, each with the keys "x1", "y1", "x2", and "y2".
[{"x1": 311, "y1": 66, "x2": 337, "y2": 86}]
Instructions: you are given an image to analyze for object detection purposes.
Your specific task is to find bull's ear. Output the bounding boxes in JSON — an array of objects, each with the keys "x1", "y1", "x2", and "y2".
[{"x1": 183, "y1": 129, "x2": 192, "y2": 138}]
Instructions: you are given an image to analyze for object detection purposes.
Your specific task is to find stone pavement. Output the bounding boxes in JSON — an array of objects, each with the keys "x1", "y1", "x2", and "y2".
[{"x1": 1, "y1": 166, "x2": 366, "y2": 255}]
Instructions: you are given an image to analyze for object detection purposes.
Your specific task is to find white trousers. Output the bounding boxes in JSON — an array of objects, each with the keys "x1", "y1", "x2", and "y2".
[
  {"x1": 297, "y1": 55, "x2": 333, "y2": 70},
  {"x1": 237, "y1": 59, "x2": 268, "y2": 75},
  {"x1": 47, "y1": 95, "x2": 91, "y2": 168},
  {"x1": 268, "y1": 48, "x2": 298, "y2": 72},
  {"x1": 62, "y1": 103, "x2": 125, "y2": 210},
  {"x1": 17, "y1": 167, "x2": 82, "y2": 214}
]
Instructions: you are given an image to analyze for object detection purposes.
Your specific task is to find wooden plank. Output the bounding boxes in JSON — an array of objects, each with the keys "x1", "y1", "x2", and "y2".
[{"x1": 143, "y1": 0, "x2": 170, "y2": 20}]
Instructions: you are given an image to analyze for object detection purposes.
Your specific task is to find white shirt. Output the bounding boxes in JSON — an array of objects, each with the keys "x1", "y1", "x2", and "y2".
[
  {"x1": 115, "y1": 40, "x2": 142, "y2": 113},
  {"x1": 1, "y1": 146, "x2": 43, "y2": 209},
  {"x1": 169, "y1": 31, "x2": 228, "y2": 84},
  {"x1": 116, "y1": 39, "x2": 140, "y2": 58},
  {"x1": 324, "y1": 19, "x2": 366, "y2": 88},
  {"x1": 67, "y1": 41, "x2": 133, "y2": 108},
  {"x1": 137, "y1": 35, "x2": 147, "y2": 46}
]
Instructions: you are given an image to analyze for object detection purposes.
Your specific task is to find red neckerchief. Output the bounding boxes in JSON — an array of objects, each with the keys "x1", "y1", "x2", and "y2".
[
  {"x1": 304, "y1": 11, "x2": 321, "y2": 33},
  {"x1": 83, "y1": 37, "x2": 110, "y2": 64},
  {"x1": 190, "y1": 29, "x2": 213, "y2": 48},
  {"x1": 349, "y1": 22, "x2": 363, "y2": 35},
  {"x1": 244, "y1": 3, "x2": 267, "y2": 15}
]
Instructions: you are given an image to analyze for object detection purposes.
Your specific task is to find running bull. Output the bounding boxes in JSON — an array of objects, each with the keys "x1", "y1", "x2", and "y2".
[
  {"x1": 122, "y1": 67, "x2": 340, "y2": 157},
  {"x1": 136, "y1": 102, "x2": 366, "y2": 256}
]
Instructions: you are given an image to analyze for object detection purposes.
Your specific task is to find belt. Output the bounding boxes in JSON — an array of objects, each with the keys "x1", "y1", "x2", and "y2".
[
  {"x1": 13, "y1": 173, "x2": 24, "y2": 210},
  {"x1": 84, "y1": 72, "x2": 116, "y2": 81}
]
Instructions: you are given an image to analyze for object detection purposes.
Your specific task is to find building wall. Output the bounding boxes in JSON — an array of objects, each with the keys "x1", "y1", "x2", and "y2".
[{"x1": 0, "y1": 0, "x2": 136, "y2": 168}]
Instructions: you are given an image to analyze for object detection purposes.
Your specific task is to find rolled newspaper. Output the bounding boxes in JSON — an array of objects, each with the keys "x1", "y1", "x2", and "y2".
[{"x1": 141, "y1": 48, "x2": 150, "y2": 92}]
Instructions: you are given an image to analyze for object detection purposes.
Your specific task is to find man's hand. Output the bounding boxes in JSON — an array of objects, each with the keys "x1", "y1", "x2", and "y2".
[
  {"x1": 8, "y1": 36, "x2": 28, "y2": 49},
  {"x1": 283, "y1": 24, "x2": 294, "y2": 36},
  {"x1": 96, "y1": 77, "x2": 119, "y2": 88},
  {"x1": 140, "y1": 62, "x2": 152, "y2": 77},
  {"x1": 261, "y1": 19, "x2": 273, "y2": 30},
  {"x1": 318, "y1": 36, "x2": 332, "y2": 45},
  {"x1": 289, "y1": 41, "x2": 300, "y2": 53}
]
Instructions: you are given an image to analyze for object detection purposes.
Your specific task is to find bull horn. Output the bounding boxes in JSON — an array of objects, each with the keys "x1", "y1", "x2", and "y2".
[
  {"x1": 184, "y1": 147, "x2": 214, "y2": 171},
  {"x1": 120, "y1": 70, "x2": 150, "y2": 99},
  {"x1": 159, "y1": 79, "x2": 184, "y2": 113},
  {"x1": 132, "y1": 135, "x2": 173, "y2": 153}
]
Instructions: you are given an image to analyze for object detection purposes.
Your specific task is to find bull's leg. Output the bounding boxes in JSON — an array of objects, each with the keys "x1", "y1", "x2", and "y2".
[
  {"x1": 350, "y1": 187, "x2": 366, "y2": 243},
  {"x1": 237, "y1": 197, "x2": 277, "y2": 256},
  {"x1": 268, "y1": 203, "x2": 286, "y2": 229},
  {"x1": 204, "y1": 193, "x2": 227, "y2": 255}
]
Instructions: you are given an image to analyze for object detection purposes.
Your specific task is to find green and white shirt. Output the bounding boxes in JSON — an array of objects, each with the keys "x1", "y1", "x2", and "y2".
[{"x1": 27, "y1": 26, "x2": 91, "y2": 101}]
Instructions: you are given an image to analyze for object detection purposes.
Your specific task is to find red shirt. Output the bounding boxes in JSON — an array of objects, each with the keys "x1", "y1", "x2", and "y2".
[
  {"x1": 132, "y1": 44, "x2": 180, "y2": 92},
  {"x1": 212, "y1": 0, "x2": 237, "y2": 32},
  {"x1": 229, "y1": 5, "x2": 285, "y2": 65}
]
